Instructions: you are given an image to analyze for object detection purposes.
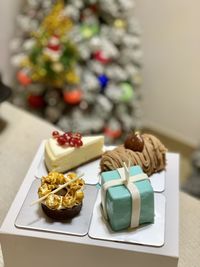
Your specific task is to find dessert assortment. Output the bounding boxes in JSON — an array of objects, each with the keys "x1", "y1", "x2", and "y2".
[{"x1": 31, "y1": 130, "x2": 167, "y2": 240}]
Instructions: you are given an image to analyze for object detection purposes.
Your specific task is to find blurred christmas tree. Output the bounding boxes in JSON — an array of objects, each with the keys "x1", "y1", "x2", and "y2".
[{"x1": 11, "y1": 0, "x2": 143, "y2": 143}]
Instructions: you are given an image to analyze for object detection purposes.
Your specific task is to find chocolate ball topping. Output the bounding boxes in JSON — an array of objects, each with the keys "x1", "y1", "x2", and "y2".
[{"x1": 124, "y1": 132, "x2": 144, "y2": 152}]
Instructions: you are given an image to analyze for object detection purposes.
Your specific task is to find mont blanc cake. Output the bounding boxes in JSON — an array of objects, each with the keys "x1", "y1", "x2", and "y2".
[
  {"x1": 100, "y1": 132, "x2": 167, "y2": 176},
  {"x1": 45, "y1": 131, "x2": 104, "y2": 172}
]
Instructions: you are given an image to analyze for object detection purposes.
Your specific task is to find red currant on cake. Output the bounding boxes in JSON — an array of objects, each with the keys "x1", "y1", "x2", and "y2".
[
  {"x1": 63, "y1": 133, "x2": 71, "y2": 141},
  {"x1": 53, "y1": 131, "x2": 83, "y2": 147},
  {"x1": 57, "y1": 136, "x2": 67, "y2": 146},
  {"x1": 74, "y1": 133, "x2": 82, "y2": 138},
  {"x1": 77, "y1": 139, "x2": 83, "y2": 147},
  {"x1": 52, "y1": 131, "x2": 60, "y2": 138}
]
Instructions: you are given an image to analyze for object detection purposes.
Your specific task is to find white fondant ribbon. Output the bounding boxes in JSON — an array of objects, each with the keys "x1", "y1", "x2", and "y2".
[{"x1": 101, "y1": 162, "x2": 148, "y2": 228}]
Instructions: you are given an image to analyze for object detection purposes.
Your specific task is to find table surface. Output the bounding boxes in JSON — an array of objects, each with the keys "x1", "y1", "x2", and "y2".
[{"x1": 0, "y1": 102, "x2": 200, "y2": 267}]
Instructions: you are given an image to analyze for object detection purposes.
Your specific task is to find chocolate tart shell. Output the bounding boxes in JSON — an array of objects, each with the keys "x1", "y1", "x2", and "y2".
[{"x1": 41, "y1": 203, "x2": 82, "y2": 220}]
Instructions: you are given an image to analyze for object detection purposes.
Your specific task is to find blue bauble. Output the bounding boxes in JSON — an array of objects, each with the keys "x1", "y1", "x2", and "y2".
[{"x1": 98, "y1": 74, "x2": 109, "y2": 89}]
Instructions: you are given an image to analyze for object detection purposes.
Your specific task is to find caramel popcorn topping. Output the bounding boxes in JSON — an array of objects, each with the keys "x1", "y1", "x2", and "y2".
[{"x1": 38, "y1": 172, "x2": 85, "y2": 210}]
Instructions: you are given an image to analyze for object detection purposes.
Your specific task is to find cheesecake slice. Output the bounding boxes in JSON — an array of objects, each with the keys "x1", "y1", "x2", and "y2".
[{"x1": 45, "y1": 135, "x2": 104, "y2": 172}]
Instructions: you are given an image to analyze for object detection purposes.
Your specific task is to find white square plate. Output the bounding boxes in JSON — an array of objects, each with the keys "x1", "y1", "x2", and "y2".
[
  {"x1": 15, "y1": 179, "x2": 98, "y2": 236},
  {"x1": 89, "y1": 192, "x2": 166, "y2": 247}
]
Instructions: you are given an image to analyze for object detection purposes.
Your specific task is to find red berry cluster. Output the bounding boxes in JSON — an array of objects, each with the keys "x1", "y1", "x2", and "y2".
[{"x1": 52, "y1": 131, "x2": 83, "y2": 147}]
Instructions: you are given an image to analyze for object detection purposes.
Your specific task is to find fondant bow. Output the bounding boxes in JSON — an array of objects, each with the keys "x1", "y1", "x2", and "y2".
[{"x1": 101, "y1": 162, "x2": 148, "y2": 228}]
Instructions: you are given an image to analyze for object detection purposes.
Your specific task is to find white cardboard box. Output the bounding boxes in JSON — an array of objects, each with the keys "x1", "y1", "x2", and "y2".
[{"x1": 0, "y1": 144, "x2": 179, "y2": 267}]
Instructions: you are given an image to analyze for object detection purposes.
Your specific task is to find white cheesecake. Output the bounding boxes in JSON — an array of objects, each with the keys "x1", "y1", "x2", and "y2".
[{"x1": 45, "y1": 135, "x2": 104, "y2": 172}]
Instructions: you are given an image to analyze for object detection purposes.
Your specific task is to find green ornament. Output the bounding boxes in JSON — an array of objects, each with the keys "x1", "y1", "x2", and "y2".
[
  {"x1": 120, "y1": 82, "x2": 134, "y2": 102},
  {"x1": 81, "y1": 24, "x2": 99, "y2": 39}
]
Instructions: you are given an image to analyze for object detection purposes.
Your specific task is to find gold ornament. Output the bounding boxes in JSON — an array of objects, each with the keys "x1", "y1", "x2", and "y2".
[
  {"x1": 65, "y1": 70, "x2": 80, "y2": 84},
  {"x1": 52, "y1": 62, "x2": 64, "y2": 73},
  {"x1": 20, "y1": 57, "x2": 31, "y2": 68},
  {"x1": 114, "y1": 19, "x2": 126, "y2": 29}
]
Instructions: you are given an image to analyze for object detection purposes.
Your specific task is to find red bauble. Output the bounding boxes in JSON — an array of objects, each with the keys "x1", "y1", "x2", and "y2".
[
  {"x1": 63, "y1": 90, "x2": 82, "y2": 105},
  {"x1": 104, "y1": 127, "x2": 122, "y2": 139},
  {"x1": 17, "y1": 71, "x2": 32, "y2": 86},
  {"x1": 28, "y1": 94, "x2": 45, "y2": 108},
  {"x1": 47, "y1": 43, "x2": 60, "y2": 51},
  {"x1": 47, "y1": 35, "x2": 60, "y2": 51},
  {"x1": 93, "y1": 50, "x2": 111, "y2": 64}
]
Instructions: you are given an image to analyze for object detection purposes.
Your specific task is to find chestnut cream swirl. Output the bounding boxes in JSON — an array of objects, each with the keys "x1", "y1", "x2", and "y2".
[{"x1": 100, "y1": 134, "x2": 167, "y2": 176}]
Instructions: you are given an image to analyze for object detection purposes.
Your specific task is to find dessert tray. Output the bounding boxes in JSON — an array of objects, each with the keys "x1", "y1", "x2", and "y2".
[
  {"x1": 14, "y1": 140, "x2": 167, "y2": 247},
  {"x1": 35, "y1": 142, "x2": 165, "y2": 192}
]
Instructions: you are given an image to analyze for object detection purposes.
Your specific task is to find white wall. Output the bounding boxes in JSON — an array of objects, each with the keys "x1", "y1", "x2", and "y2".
[
  {"x1": 0, "y1": 0, "x2": 21, "y2": 83},
  {"x1": 135, "y1": 0, "x2": 200, "y2": 147}
]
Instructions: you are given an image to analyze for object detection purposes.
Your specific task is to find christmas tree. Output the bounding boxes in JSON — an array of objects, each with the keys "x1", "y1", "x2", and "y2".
[{"x1": 11, "y1": 0, "x2": 142, "y2": 143}]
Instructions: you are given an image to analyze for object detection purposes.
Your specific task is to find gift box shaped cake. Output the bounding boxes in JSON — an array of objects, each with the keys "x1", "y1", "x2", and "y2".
[{"x1": 101, "y1": 163, "x2": 154, "y2": 231}]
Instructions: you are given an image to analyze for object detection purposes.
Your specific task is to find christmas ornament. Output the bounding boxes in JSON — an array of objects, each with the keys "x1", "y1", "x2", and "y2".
[
  {"x1": 80, "y1": 24, "x2": 99, "y2": 39},
  {"x1": 104, "y1": 118, "x2": 122, "y2": 139},
  {"x1": 98, "y1": 74, "x2": 109, "y2": 89},
  {"x1": 52, "y1": 62, "x2": 64, "y2": 73},
  {"x1": 65, "y1": 70, "x2": 79, "y2": 84},
  {"x1": 47, "y1": 35, "x2": 60, "y2": 51},
  {"x1": 28, "y1": 94, "x2": 45, "y2": 108},
  {"x1": 104, "y1": 126, "x2": 122, "y2": 139},
  {"x1": 120, "y1": 82, "x2": 134, "y2": 102},
  {"x1": 43, "y1": 35, "x2": 61, "y2": 61},
  {"x1": 63, "y1": 89, "x2": 82, "y2": 105},
  {"x1": 114, "y1": 19, "x2": 126, "y2": 29},
  {"x1": 17, "y1": 70, "x2": 32, "y2": 86},
  {"x1": 93, "y1": 50, "x2": 111, "y2": 64}
]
